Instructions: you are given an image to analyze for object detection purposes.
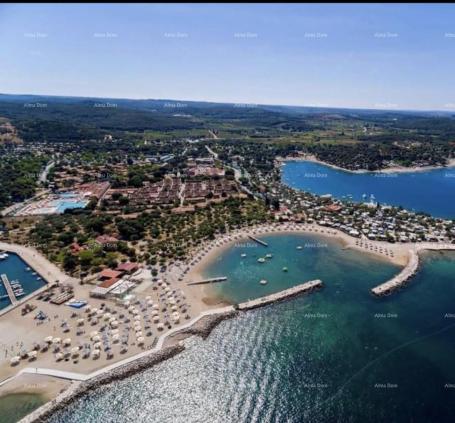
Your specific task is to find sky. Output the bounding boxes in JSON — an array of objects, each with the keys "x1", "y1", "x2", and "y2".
[{"x1": 1, "y1": 3, "x2": 455, "y2": 111}]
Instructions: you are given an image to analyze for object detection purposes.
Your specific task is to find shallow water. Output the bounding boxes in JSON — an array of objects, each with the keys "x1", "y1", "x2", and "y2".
[
  {"x1": 282, "y1": 160, "x2": 455, "y2": 218},
  {"x1": 0, "y1": 393, "x2": 46, "y2": 423},
  {"x1": 45, "y1": 235, "x2": 455, "y2": 423}
]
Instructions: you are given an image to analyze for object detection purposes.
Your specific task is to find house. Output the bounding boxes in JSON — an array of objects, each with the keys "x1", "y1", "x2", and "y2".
[
  {"x1": 98, "y1": 269, "x2": 123, "y2": 281},
  {"x1": 116, "y1": 262, "x2": 139, "y2": 274},
  {"x1": 95, "y1": 235, "x2": 118, "y2": 248}
]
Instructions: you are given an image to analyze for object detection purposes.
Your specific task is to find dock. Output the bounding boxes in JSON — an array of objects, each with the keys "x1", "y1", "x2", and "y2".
[
  {"x1": 0, "y1": 274, "x2": 18, "y2": 305},
  {"x1": 247, "y1": 235, "x2": 268, "y2": 247},
  {"x1": 187, "y1": 276, "x2": 228, "y2": 286},
  {"x1": 238, "y1": 279, "x2": 323, "y2": 311},
  {"x1": 371, "y1": 250, "x2": 419, "y2": 296}
]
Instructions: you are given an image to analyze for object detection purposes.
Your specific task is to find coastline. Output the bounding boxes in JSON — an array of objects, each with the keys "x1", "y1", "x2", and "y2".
[
  {"x1": 5, "y1": 222, "x2": 455, "y2": 422},
  {"x1": 280, "y1": 154, "x2": 455, "y2": 174}
]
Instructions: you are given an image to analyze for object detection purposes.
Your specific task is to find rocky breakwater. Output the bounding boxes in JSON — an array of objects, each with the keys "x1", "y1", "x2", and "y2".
[
  {"x1": 19, "y1": 344, "x2": 185, "y2": 423},
  {"x1": 237, "y1": 279, "x2": 324, "y2": 311},
  {"x1": 371, "y1": 249, "x2": 419, "y2": 297}
]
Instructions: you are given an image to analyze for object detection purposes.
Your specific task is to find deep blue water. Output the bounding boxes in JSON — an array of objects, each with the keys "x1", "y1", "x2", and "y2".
[
  {"x1": 0, "y1": 253, "x2": 47, "y2": 310},
  {"x1": 46, "y1": 234, "x2": 455, "y2": 423},
  {"x1": 281, "y1": 160, "x2": 455, "y2": 218}
]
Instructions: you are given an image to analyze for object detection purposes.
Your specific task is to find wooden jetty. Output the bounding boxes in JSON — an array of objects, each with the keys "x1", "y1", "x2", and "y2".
[
  {"x1": 0, "y1": 274, "x2": 17, "y2": 305},
  {"x1": 247, "y1": 235, "x2": 268, "y2": 247},
  {"x1": 187, "y1": 276, "x2": 228, "y2": 286}
]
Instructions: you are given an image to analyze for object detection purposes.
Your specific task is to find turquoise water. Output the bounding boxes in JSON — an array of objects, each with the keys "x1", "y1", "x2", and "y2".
[
  {"x1": 282, "y1": 160, "x2": 455, "y2": 218},
  {"x1": 46, "y1": 234, "x2": 455, "y2": 423},
  {"x1": 0, "y1": 393, "x2": 46, "y2": 423},
  {"x1": 0, "y1": 253, "x2": 47, "y2": 310}
]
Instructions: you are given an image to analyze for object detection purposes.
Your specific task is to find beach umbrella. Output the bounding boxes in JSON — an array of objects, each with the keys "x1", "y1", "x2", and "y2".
[
  {"x1": 103, "y1": 313, "x2": 112, "y2": 321},
  {"x1": 91, "y1": 308, "x2": 98, "y2": 314},
  {"x1": 77, "y1": 318, "x2": 85, "y2": 326},
  {"x1": 132, "y1": 309, "x2": 139, "y2": 315},
  {"x1": 137, "y1": 337, "x2": 145, "y2": 345},
  {"x1": 111, "y1": 328, "x2": 119, "y2": 334},
  {"x1": 152, "y1": 316, "x2": 160, "y2": 323},
  {"x1": 135, "y1": 331, "x2": 143, "y2": 338},
  {"x1": 92, "y1": 335, "x2": 101, "y2": 343},
  {"x1": 10, "y1": 356, "x2": 20, "y2": 366},
  {"x1": 110, "y1": 321, "x2": 119, "y2": 329},
  {"x1": 157, "y1": 323, "x2": 164, "y2": 331},
  {"x1": 28, "y1": 350, "x2": 38, "y2": 359},
  {"x1": 151, "y1": 310, "x2": 159, "y2": 317},
  {"x1": 93, "y1": 342, "x2": 102, "y2": 349},
  {"x1": 134, "y1": 315, "x2": 141, "y2": 321},
  {"x1": 172, "y1": 313, "x2": 180, "y2": 323},
  {"x1": 52, "y1": 337, "x2": 61, "y2": 344},
  {"x1": 97, "y1": 310, "x2": 104, "y2": 317},
  {"x1": 171, "y1": 305, "x2": 178, "y2": 312},
  {"x1": 71, "y1": 347, "x2": 80, "y2": 357},
  {"x1": 55, "y1": 352, "x2": 64, "y2": 361},
  {"x1": 128, "y1": 306, "x2": 135, "y2": 313},
  {"x1": 63, "y1": 338, "x2": 72, "y2": 346},
  {"x1": 147, "y1": 300, "x2": 154, "y2": 306},
  {"x1": 44, "y1": 336, "x2": 53, "y2": 344},
  {"x1": 145, "y1": 296, "x2": 152, "y2": 301},
  {"x1": 92, "y1": 349, "x2": 100, "y2": 359},
  {"x1": 112, "y1": 334, "x2": 120, "y2": 343},
  {"x1": 90, "y1": 331, "x2": 99, "y2": 339},
  {"x1": 152, "y1": 304, "x2": 159, "y2": 310}
]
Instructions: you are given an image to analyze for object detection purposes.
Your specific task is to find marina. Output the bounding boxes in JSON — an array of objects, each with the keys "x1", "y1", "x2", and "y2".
[{"x1": 0, "y1": 252, "x2": 47, "y2": 311}]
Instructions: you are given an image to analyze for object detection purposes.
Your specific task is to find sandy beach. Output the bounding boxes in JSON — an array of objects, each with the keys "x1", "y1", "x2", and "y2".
[
  {"x1": 281, "y1": 154, "x2": 455, "y2": 174},
  {"x1": 2, "y1": 220, "x2": 453, "y2": 417}
]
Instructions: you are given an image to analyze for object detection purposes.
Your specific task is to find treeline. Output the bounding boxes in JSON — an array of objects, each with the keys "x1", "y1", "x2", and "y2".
[{"x1": 0, "y1": 153, "x2": 48, "y2": 208}]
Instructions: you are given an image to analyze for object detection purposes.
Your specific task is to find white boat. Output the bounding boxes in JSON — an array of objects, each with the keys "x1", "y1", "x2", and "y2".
[
  {"x1": 259, "y1": 279, "x2": 268, "y2": 285},
  {"x1": 282, "y1": 267, "x2": 288, "y2": 272},
  {"x1": 265, "y1": 254, "x2": 273, "y2": 259},
  {"x1": 296, "y1": 246, "x2": 303, "y2": 250},
  {"x1": 241, "y1": 253, "x2": 247, "y2": 258},
  {"x1": 257, "y1": 258, "x2": 266, "y2": 263}
]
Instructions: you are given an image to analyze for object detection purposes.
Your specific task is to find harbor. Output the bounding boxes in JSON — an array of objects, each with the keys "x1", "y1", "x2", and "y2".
[{"x1": 0, "y1": 249, "x2": 49, "y2": 313}]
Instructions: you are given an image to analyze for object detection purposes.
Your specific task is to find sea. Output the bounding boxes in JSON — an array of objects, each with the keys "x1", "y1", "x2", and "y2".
[
  {"x1": 0, "y1": 253, "x2": 47, "y2": 311},
  {"x1": 45, "y1": 234, "x2": 455, "y2": 423},
  {"x1": 281, "y1": 160, "x2": 455, "y2": 219}
]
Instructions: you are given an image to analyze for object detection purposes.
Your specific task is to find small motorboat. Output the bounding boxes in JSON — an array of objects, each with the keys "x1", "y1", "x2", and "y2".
[
  {"x1": 257, "y1": 258, "x2": 266, "y2": 263},
  {"x1": 282, "y1": 267, "x2": 288, "y2": 272},
  {"x1": 259, "y1": 279, "x2": 268, "y2": 285},
  {"x1": 296, "y1": 246, "x2": 303, "y2": 250},
  {"x1": 241, "y1": 253, "x2": 247, "y2": 258},
  {"x1": 265, "y1": 254, "x2": 273, "y2": 259}
]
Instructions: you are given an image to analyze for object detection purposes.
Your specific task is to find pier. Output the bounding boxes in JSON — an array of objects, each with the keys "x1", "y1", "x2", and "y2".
[
  {"x1": 1, "y1": 274, "x2": 18, "y2": 305},
  {"x1": 247, "y1": 235, "x2": 268, "y2": 247},
  {"x1": 187, "y1": 276, "x2": 228, "y2": 286},
  {"x1": 371, "y1": 250, "x2": 419, "y2": 296},
  {"x1": 238, "y1": 279, "x2": 323, "y2": 311}
]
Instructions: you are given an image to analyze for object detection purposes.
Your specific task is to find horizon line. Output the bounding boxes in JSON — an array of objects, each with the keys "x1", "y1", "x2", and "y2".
[{"x1": 1, "y1": 91, "x2": 454, "y2": 115}]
